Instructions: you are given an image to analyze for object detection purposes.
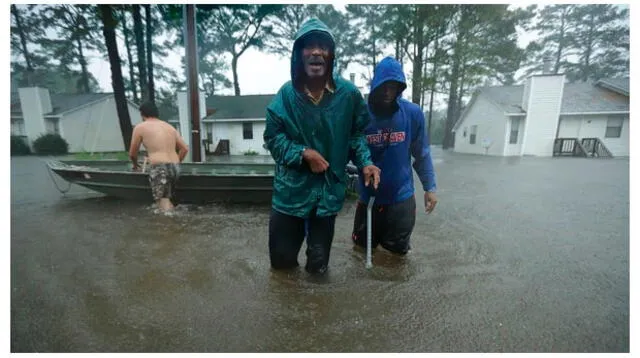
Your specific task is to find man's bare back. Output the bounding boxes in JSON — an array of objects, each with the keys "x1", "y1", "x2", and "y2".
[
  {"x1": 130, "y1": 103, "x2": 189, "y2": 212},
  {"x1": 129, "y1": 118, "x2": 189, "y2": 166},
  {"x1": 135, "y1": 120, "x2": 185, "y2": 164}
]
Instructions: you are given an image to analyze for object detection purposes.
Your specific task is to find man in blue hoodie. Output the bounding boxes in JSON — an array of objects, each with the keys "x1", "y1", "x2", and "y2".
[
  {"x1": 264, "y1": 18, "x2": 380, "y2": 275},
  {"x1": 351, "y1": 56, "x2": 438, "y2": 255}
]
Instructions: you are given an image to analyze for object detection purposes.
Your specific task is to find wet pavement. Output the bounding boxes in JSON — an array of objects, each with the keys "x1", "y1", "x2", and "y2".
[{"x1": 11, "y1": 150, "x2": 629, "y2": 352}]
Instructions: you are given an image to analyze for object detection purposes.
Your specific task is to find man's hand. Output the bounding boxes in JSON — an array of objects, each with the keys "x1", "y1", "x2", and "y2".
[
  {"x1": 302, "y1": 148, "x2": 329, "y2": 173},
  {"x1": 425, "y1": 191, "x2": 438, "y2": 214},
  {"x1": 362, "y1": 165, "x2": 381, "y2": 190}
]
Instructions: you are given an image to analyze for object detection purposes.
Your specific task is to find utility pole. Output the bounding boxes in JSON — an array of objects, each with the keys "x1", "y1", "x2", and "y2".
[{"x1": 184, "y1": 4, "x2": 202, "y2": 162}]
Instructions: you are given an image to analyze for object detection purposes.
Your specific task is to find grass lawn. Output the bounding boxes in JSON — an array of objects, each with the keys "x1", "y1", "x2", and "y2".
[{"x1": 72, "y1": 151, "x2": 131, "y2": 160}]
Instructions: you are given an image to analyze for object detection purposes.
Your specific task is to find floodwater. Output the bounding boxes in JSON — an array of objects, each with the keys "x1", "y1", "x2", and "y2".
[{"x1": 11, "y1": 149, "x2": 629, "y2": 352}]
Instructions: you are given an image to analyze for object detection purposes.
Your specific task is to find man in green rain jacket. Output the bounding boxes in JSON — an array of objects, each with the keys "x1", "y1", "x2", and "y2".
[{"x1": 263, "y1": 18, "x2": 380, "y2": 275}]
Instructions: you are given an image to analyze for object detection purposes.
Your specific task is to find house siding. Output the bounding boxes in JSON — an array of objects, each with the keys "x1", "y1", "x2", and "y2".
[
  {"x1": 454, "y1": 94, "x2": 507, "y2": 156},
  {"x1": 208, "y1": 119, "x2": 269, "y2": 155},
  {"x1": 558, "y1": 114, "x2": 629, "y2": 157},
  {"x1": 522, "y1": 79, "x2": 531, "y2": 111},
  {"x1": 61, "y1": 97, "x2": 141, "y2": 153}
]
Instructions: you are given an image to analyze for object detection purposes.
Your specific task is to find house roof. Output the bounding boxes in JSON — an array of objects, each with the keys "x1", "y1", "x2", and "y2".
[
  {"x1": 478, "y1": 85, "x2": 526, "y2": 114},
  {"x1": 453, "y1": 77, "x2": 629, "y2": 132},
  {"x1": 11, "y1": 92, "x2": 114, "y2": 117},
  {"x1": 204, "y1": 94, "x2": 275, "y2": 120},
  {"x1": 479, "y1": 77, "x2": 629, "y2": 115},
  {"x1": 596, "y1": 78, "x2": 629, "y2": 95},
  {"x1": 561, "y1": 81, "x2": 629, "y2": 113}
]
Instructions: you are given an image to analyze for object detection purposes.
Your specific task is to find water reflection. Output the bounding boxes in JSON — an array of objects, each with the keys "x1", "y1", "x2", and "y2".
[{"x1": 11, "y1": 154, "x2": 630, "y2": 352}]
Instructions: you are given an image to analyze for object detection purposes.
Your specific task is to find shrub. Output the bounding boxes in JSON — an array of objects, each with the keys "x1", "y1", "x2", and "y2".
[
  {"x1": 32, "y1": 133, "x2": 69, "y2": 155},
  {"x1": 10, "y1": 136, "x2": 31, "y2": 156},
  {"x1": 244, "y1": 149, "x2": 259, "y2": 156},
  {"x1": 74, "y1": 151, "x2": 130, "y2": 160}
]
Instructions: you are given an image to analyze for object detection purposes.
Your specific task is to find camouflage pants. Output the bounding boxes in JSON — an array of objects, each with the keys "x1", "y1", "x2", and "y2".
[{"x1": 148, "y1": 163, "x2": 180, "y2": 201}]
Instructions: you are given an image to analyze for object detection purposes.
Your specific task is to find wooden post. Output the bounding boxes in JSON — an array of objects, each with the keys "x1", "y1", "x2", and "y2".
[{"x1": 184, "y1": 4, "x2": 201, "y2": 162}]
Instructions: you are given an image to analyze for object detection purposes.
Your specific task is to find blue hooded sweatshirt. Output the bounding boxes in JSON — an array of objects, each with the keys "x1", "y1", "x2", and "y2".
[{"x1": 357, "y1": 56, "x2": 437, "y2": 205}]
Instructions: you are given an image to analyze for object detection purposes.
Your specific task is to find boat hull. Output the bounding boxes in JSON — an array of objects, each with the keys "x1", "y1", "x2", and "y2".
[{"x1": 48, "y1": 160, "x2": 275, "y2": 204}]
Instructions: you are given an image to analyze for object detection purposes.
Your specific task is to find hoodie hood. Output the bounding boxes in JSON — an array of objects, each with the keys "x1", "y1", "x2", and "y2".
[
  {"x1": 291, "y1": 18, "x2": 336, "y2": 90},
  {"x1": 368, "y1": 56, "x2": 407, "y2": 116}
]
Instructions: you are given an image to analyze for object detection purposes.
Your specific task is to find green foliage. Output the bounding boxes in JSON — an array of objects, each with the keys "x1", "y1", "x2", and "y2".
[
  {"x1": 193, "y1": 5, "x2": 284, "y2": 95},
  {"x1": 264, "y1": 5, "x2": 358, "y2": 76},
  {"x1": 32, "y1": 133, "x2": 69, "y2": 155},
  {"x1": 197, "y1": 54, "x2": 233, "y2": 97},
  {"x1": 346, "y1": 4, "x2": 387, "y2": 70},
  {"x1": 519, "y1": 4, "x2": 629, "y2": 82},
  {"x1": 74, "y1": 151, "x2": 130, "y2": 160},
  {"x1": 244, "y1": 149, "x2": 259, "y2": 156},
  {"x1": 38, "y1": 4, "x2": 104, "y2": 93},
  {"x1": 428, "y1": 117, "x2": 446, "y2": 146},
  {"x1": 10, "y1": 136, "x2": 31, "y2": 156},
  {"x1": 308, "y1": 5, "x2": 359, "y2": 75}
]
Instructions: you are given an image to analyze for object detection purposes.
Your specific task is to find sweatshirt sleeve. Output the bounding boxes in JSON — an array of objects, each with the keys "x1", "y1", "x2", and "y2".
[{"x1": 410, "y1": 108, "x2": 436, "y2": 192}]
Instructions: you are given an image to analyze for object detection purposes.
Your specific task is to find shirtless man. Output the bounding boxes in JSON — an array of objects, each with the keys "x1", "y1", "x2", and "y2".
[{"x1": 129, "y1": 101, "x2": 189, "y2": 211}]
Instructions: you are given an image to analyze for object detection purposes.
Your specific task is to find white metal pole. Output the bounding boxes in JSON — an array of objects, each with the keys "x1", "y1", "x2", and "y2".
[{"x1": 366, "y1": 196, "x2": 375, "y2": 269}]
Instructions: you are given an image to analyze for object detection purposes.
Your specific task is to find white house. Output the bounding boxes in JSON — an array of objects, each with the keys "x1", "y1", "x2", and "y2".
[
  {"x1": 173, "y1": 93, "x2": 275, "y2": 156},
  {"x1": 452, "y1": 72, "x2": 629, "y2": 157},
  {"x1": 11, "y1": 87, "x2": 142, "y2": 153}
]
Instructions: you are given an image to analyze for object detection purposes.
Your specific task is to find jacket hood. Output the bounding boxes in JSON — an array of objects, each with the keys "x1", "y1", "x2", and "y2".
[
  {"x1": 370, "y1": 56, "x2": 407, "y2": 96},
  {"x1": 291, "y1": 18, "x2": 336, "y2": 89},
  {"x1": 368, "y1": 56, "x2": 407, "y2": 116}
]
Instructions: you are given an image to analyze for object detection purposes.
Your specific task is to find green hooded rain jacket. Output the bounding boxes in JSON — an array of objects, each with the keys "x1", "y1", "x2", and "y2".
[{"x1": 263, "y1": 18, "x2": 373, "y2": 218}]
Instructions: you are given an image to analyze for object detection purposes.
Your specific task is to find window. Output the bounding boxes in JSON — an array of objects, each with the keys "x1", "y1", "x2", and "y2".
[
  {"x1": 11, "y1": 119, "x2": 25, "y2": 136},
  {"x1": 45, "y1": 118, "x2": 59, "y2": 135},
  {"x1": 605, "y1": 117, "x2": 623, "y2": 138},
  {"x1": 243, "y1": 122, "x2": 253, "y2": 140},
  {"x1": 470, "y1": 125, "x2": 477, "y2": 144},
  {"x1": 509, "y1": 118, "x2": 520, "y2": 144},
  {"x1": 206, "y1": 123, "x2": 213, "y2": 143}
]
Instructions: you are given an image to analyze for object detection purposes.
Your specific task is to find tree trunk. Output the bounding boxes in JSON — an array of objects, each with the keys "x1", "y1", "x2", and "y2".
[
  {"x1": 410, "y1": 6, "x2": 424, "y2": 105},
  {"x1": 456, "y1": 61, "x2": 466, "y2": 115},
  {"x1": 370, "y1": 10, "x2": 377, "y2": 68},
  {"x1": 582, "y1": 13, "x2": 595, "y2": 82},
  {"x1": 443, "y1": 8, "x2": 464, "y2": 149},
  {"x1": 11, "y1": 4, "x2": 34, "y2": 85},
  {"x1": 420, "y1": 46, "x2": 429, "y2": 108},
  {"x1": 443, "y1": 48, "x2": 460, "y2": 149},
  {"x1": 99, "y1": 5, "x2": 133, "y2": 151},
  {"x1": 427, "y1": 29, "x2": 441, "y2": 144},
  {"x1": 76, "y1": 38, "x2": 91, "y2": 93},
  {"x1": 232, "y1": 55, "x2": 240, "y2": 96},
  {"x1": 395, "y1": 39, "x2": 400, "y2": 62},
  {"x1": 554, "y1": 9, "x2": 566, "y2": 74},
  {"x1": 133, "y1": 5, "x2": 148, "y2": 101},
  {"x1": 121, "y1": 8, "x2": 138, "y2": 101},
  {"x1": 145, "y1": 4, "x2": 155, "y2": 105},
  {"x1": 372, "y1": 35, "x2": 377, "y2": 69}
]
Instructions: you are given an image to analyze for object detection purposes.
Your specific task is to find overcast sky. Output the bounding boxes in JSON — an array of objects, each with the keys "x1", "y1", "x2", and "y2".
[{"x1": 84, "y1": 4, "x2": 555, "y2": 109}]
